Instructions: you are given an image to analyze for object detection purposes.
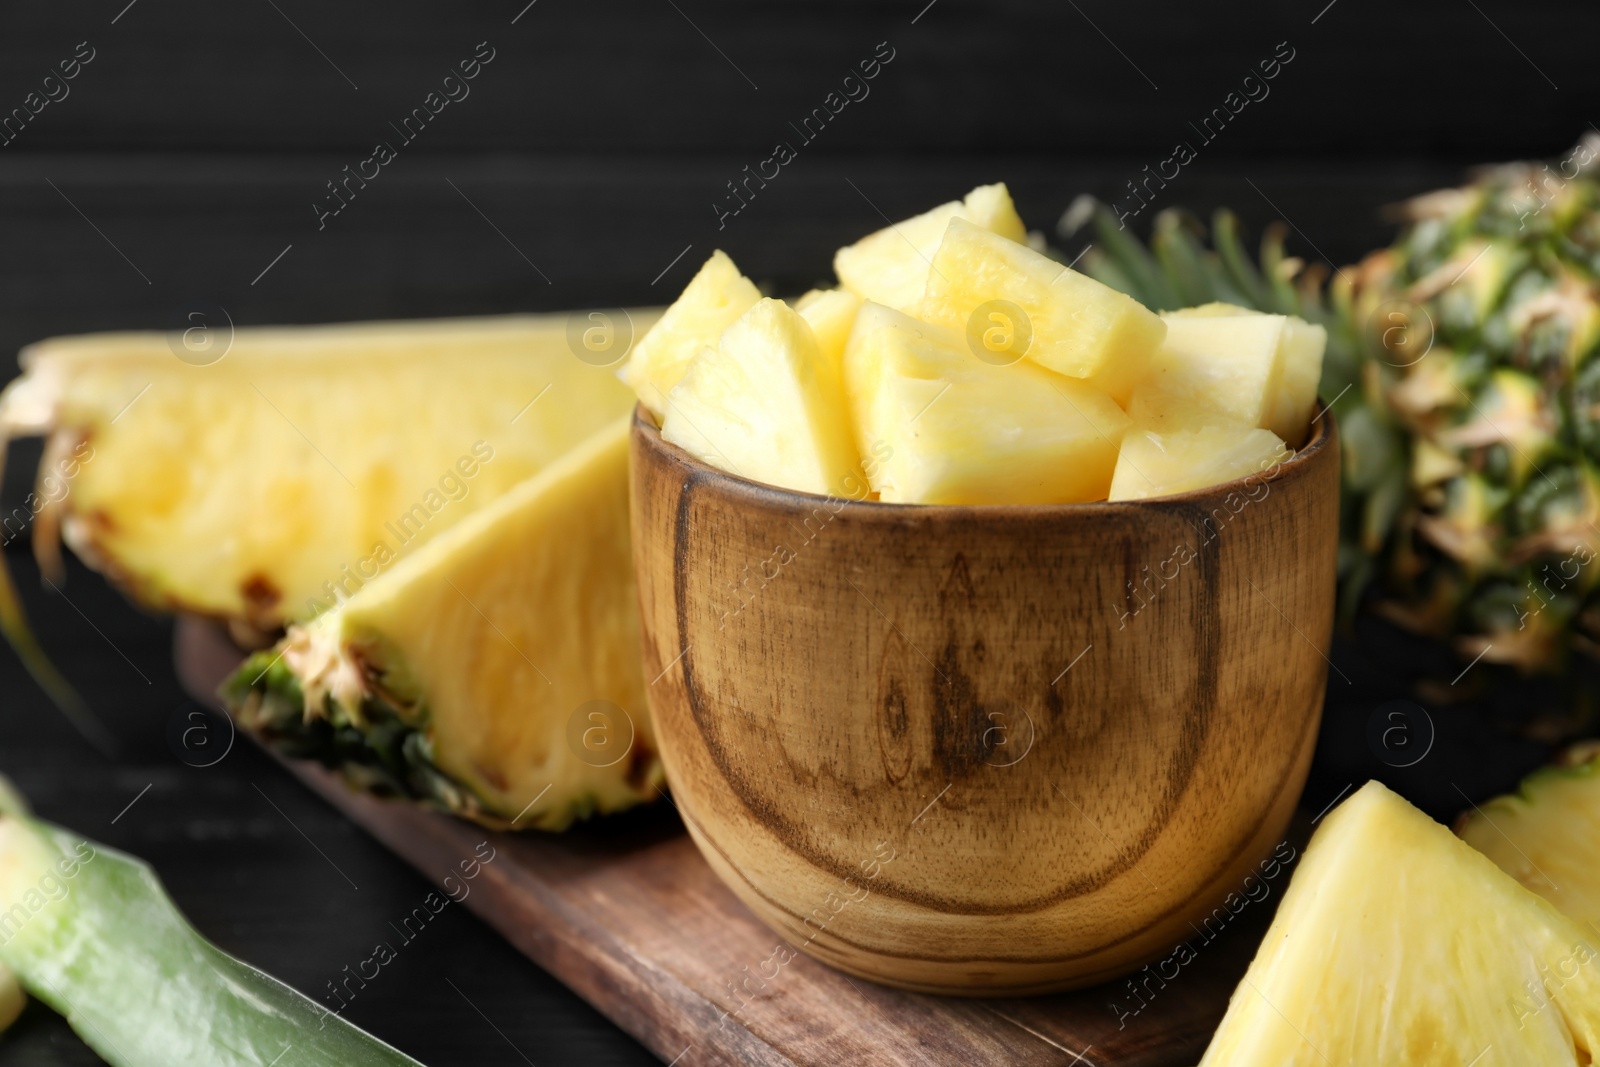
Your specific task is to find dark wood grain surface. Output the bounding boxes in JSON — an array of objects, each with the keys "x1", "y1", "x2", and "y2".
[
  {"x1": 288, "y1": 752, "x2": 1288, "y2": 1067},
  {"x1": 0, "y1": 0, "x2": 1587, "y2": 1062}
]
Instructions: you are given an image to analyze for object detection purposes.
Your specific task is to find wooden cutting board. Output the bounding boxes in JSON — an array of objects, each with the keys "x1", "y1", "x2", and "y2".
[{"x1": 177, "y1": 618, "x2": 1281, "y2": 1067}]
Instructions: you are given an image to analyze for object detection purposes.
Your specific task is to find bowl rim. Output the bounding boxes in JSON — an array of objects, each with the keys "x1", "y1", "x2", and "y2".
[{"x1": 631, "y1": 400, "x2": 1337, "y2": 516}]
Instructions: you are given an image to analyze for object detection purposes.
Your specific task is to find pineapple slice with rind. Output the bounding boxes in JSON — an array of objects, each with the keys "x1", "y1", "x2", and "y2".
[
  {"x1": 224, "y1": 417, "x2": 660, "y2": 830},
  {"x1": 0, "y1": 314, "x2": 644, "y2": 630},
  {"x1": 918, "y1": 218, "x2": 1167, "y2": 397},
  {"x1": 620, "y1": 250, "x2": 760, "y2": 417},
  {"x1": 843, "y1": 302, "x2": 1130, "y2": 504},
  {"x1": 1200, "y1": 781, "x2": 1600, "y2": 1066},
  {"x1": 1457, "y1": 743, "x2": 1600, "y2": 930},
  {"x1": 661, "y1": 299, "x2": 862, "y2": 497},
  {"x1": 1165, "y1": 302, "x2": 1327, "y2": 446},
  {"x1": 833, "y1": 183, "x2": 1027, "y2": 312},
  {"x1": 1108, "y1": 425, "x2": 1290, "y2": 501}
]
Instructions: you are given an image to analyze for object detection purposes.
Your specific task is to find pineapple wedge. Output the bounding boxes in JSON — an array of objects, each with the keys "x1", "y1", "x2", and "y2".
[
  {"x1": 1128, "y1": 312, "x2": 1289, "y2": 435},
  {"x1": 1164, "y1": 302, "x2": 1327, "y2": 446},
  {"x1": 843, "y1": 302, "x2": 1130, "y2": 504},
  {"x1": 1458, "y1": 743, "x2": 1600, "y2": 930},
  {"x1": 620, "y1": 251, "x2": 760, "y2": 417},
  {"x1": 1108, "y1": 426, "x2": 1291, "y2": 501},
  {"x1": 793, "y1": 287, "x2": 862, "y2": 377},
  {"x1": 833, "y1": 183, "x2": 1027, "y2": 312},
  {"x1": 1200, "y1": 781, "x2": 1600, "y2": 1066},
  {"x1": 224, "y1": 417, "x2": 660, "y2": 830},
  {"x1": 0, "y1": 314, "x2": 644, "y2": 631},
  {"x1": 918, "y1": 219, "x2": 1167, "y2": 397},
  {"x1": 661, "y1": 299, "x2": 862, "y2": 497}
]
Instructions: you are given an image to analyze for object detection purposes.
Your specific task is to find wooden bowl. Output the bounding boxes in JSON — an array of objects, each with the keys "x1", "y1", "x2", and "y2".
[{"x1": 630, "y1": 408, "x2": 1340, "y2": 995}]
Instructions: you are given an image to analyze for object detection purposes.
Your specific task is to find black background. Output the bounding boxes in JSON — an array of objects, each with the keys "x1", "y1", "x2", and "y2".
[{"x1": 0, "y1": 1, "x2": 1593, "y2": 1063}]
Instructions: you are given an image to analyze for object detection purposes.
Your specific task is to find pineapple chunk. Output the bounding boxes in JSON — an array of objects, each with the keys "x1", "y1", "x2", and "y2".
[
  {"x1": 660, "y1": 299, "x2": 862, "y2": 497},
  {"x1": 843, "y1": 302, "x2": 1130, "y2": 504},
  {"x1": 834, "y1": 183, "x2": 1027, "y2": 312},
  {"x1": 1129, "y1": 313, "x2": 1288, "y2": 433},
  {"x1": 1201, "y1": 781, "x2": 1600, "y2": 1066},
  {"x1": 917, "y1": 219, "x2": 1166, "y2": 398},
  {"x1": 1108, "y1": 426, "x2": 1290, "y2": 501},
  {"x1": 227, "y1": 417, "x2": 660, "y2": 830},
  {"x1": 620, "y1": 251, "x2": 760, "y2": 417},
  {"x1": 792, "y1": 287, "x2": 862, "y2": 378},
  {"x1": 1271, "y1": 317, "x2": 1327, "y2": 446},
  {"x1": 1161, "y1": 303, "x2": 1327, "y2": 445},
  {"x1": 1457, "y1": 744, "x2": 1600, "y2": 930}
]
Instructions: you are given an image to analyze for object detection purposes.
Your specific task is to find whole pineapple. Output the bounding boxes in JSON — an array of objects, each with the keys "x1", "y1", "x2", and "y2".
[{"x1": 1067, "y1": 135, "x2": 1600, "y2": 731}]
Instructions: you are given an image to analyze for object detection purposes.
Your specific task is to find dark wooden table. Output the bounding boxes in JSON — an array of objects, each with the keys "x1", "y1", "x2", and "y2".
[{"x1": 0, "y1": 1, "x2": 1591, "y2": 1062}]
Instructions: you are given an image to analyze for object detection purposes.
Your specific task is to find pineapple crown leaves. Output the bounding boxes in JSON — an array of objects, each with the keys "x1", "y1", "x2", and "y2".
[{"x1": 1056, "y1": 149, "x2": 1600, "y2": 680}]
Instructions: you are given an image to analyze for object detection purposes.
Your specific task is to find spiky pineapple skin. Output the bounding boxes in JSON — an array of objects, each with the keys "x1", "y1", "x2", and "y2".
[{"x1": 1074, "y1": 140, "x2": 1600, "y2": 730}]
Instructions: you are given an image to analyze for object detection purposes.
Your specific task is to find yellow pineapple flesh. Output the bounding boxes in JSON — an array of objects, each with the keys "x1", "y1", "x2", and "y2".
[
  {"x1": 660, "y1": 299, "x2": 863, "y2": 497},
  {"x1": 842, "y1": 302, "x2": 1129, "y2": 504},
  {"x1": 0, "y1": 314, "x2": 643, "y2": 630},
  {"x1": 1108, "y1": 425, "x2": 1289, "y2": 501},
  {"x1": 1154, "y1": 303, "x2": 1326, "y2": 445},
  {"x1": 792, "y1": 287, "x2": 862, "y2": 378},
  {"x1": 833, "y1": 183, "x2": 1027, "y2": 312},
  {"x1": 1201, "y1": 781, "x2": 1600, "y2": 1066},
  {"x1": 1129, "y1": 312, "x2": 1287, "y2": 434},
  {"x1": 918, "y1": 218, "x2": 1167, "y2": 396},
  {"x1": 227, "y1": 417, "x2": 659, "y2": 829},
  {"x1": 1457, "y1": 744, "x2": 1600, "y2": 930},
  {"x1": 620, "y1": 251, "x2": 760, "y2": 417}
]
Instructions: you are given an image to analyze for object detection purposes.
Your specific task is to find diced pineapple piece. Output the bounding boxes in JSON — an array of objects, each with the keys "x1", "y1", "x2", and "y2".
[
  {"x1": 660, "y1": 299, "x2": 862, "y2": 497},
  {"x1": 1271, "y1": 317, "x2": 1327, "y2": 446},
  {"x1": 917, "y1": 219, "x2": 1166, "y2": 398},
  {"x1": 1108, "y1": 425, "x2": 1290, "y2": 501},
  {"x1": 1129, "y1": 313, "x2": 1288, "y2": 433},
  {"x1": 1162, "y1": 304, "x2": 1327, "y2": 445},
  {"x1": 833, "y1": 183, "x2": 1027, "y2": 312},
  {"x1": 842, "y1": 302, "x2": 1130, "y2": 504},
  {"x1": 793, "y1": 288, "x2": 862, "y2": 378},
  {"x1": 621, "y1": 251, "x2": 760, "y2": 417}
]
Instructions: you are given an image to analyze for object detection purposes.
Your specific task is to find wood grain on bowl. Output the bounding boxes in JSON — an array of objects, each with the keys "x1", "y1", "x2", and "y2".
[
  {"x1": 177, "y1": 614, "x2": 1293, "y2": 1066},
  {"x1": 631, "y1": 406, "x2": 1340, "y2": 995}
]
